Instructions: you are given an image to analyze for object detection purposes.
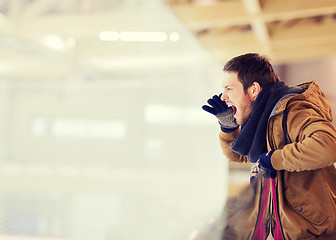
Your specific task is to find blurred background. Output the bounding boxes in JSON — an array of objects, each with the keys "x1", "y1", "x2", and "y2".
[{"x1": 0, "y1": 0, "x2": 336, "y2": 239}]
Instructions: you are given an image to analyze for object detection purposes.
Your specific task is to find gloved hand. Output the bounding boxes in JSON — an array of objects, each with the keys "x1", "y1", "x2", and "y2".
[
  {"x1": 258, "y1": 150, "x2": 276, "y2": 179},
  {"x1": 202, "y1": 94, "x2": 239, "y2": 132},
  {"x1": 250, "y1": 163, "x2": 262, "y2": 183}
]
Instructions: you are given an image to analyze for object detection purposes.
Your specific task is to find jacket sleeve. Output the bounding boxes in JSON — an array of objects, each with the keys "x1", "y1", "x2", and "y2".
[
  {"x1": 219, "y1": 127, "x2": 249, "y2": 163},
  {"x1": 271, "y1": 103, "x2": 336, "y2": 171}
]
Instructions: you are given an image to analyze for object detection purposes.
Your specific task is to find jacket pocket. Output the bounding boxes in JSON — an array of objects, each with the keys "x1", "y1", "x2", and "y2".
[{"x1": 284, "y1": 186, "x2": 328, "y2": 225}]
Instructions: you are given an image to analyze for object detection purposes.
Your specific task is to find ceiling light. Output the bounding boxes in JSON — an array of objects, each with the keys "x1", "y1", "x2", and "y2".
[
  {"x1": 169, "y1": 32, "x2": 180, "y2": 42},
  {"x1": 43, "y1": 35, "x2": 65, "y2": 51},
  {"x1": 119, "y1": 31, "x2": 167, "y2": 42},
  {"x1": 51, "y1": 119, "x2": 126, "y2": 139}
]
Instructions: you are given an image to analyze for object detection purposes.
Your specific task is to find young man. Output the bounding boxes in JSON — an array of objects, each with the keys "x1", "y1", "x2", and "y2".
[{"x1": 202, "y1": 53, "x2": 336, "y2": 239}]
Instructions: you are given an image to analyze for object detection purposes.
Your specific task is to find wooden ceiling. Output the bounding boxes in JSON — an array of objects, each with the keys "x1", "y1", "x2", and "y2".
[{"x1": 164, "y1": 0, "x2": 336, "y2": 65}]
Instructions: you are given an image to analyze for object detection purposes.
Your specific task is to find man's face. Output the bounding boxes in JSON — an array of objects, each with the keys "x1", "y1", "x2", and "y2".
[{"x1": 220, "y1": 71, "x2": 256, "y2": 125}]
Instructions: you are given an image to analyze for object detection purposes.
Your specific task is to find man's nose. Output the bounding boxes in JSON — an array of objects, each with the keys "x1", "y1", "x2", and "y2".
[{"x1": 221, "y1": 93, "x2": 228, "y2": 101}]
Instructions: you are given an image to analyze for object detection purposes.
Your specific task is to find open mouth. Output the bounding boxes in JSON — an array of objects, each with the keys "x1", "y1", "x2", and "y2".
[{"x1": 232, "y1": 105, "x2": 237, "y2": 115}]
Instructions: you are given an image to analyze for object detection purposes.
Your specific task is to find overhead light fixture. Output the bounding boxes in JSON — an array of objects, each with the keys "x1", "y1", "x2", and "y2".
[
  {"x1": 51, "y1": 119, "x2": 126, "y2": 139},
  {"x1": 169, "y1": 32, "x2": 180, "y2": 42},
  {"x1": 41, "y1": 35, "x2": 76, "y2": 51},
  {"x1": 119, "y1": 31, "x2": 167, "y2": 42},
  {"x1": 43, "y1": 35, "x2": 65, "y2": 51}
]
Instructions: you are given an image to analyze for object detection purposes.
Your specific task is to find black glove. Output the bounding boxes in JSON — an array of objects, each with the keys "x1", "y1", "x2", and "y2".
[
  {"x1": 258, "y1": 150, "x2": 276, "y2": 179},
  {"x1": 202, "y1": 94, "x2": 239, "y2": 132}
]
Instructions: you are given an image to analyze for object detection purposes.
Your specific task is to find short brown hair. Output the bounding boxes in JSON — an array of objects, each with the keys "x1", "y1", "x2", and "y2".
[{"x1": 223, "y1": 53, "x2": 280, "y2": 91}]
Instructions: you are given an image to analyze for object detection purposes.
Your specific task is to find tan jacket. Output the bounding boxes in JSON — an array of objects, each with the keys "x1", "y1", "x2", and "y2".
[{"x1": 219, "y1": 81, "x2": 336, "y2": 239}]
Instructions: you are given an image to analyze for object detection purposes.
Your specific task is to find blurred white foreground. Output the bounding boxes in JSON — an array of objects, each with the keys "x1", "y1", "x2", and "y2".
[{"x1": 0, "y1": 0, "x2": 228, "y2": 239}]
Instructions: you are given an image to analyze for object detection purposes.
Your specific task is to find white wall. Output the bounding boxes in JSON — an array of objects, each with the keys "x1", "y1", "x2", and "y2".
[{"x1": 280, "y1": 55, "x2": 336, "y2": 124}]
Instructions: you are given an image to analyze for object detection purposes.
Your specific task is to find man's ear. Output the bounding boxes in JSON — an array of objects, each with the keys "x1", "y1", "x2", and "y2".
[{"x1": 248, "y1": 82, "x2": 262, "y2": 99}]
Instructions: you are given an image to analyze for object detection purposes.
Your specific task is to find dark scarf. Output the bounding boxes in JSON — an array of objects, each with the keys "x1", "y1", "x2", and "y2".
[{"x1": 230, "y1": 81, "x2": 303, "y2": 163}]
